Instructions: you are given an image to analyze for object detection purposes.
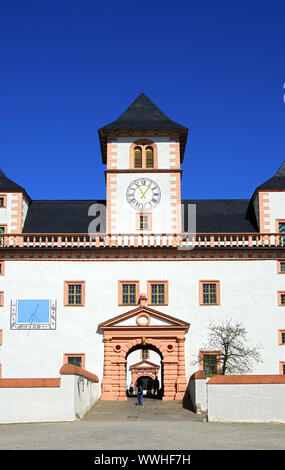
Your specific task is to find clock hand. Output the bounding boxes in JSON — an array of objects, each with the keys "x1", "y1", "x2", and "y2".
[
  {"x1": 136, "y1": 183, "x2": 146, "y2": 199},
  {"x1": 142, "y1": 182, "x2": 152, "y2": 197}
]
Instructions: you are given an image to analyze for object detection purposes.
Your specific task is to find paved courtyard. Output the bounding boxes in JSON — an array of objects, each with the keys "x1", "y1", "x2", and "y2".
[{"x1": 0, "y1": 397, "x2": 285, "y2": 450}]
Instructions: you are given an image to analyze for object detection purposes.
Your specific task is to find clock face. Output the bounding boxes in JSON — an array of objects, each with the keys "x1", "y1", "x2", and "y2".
[{"x1": 126, "y1": 178, "x2": 161, "y2": 211}]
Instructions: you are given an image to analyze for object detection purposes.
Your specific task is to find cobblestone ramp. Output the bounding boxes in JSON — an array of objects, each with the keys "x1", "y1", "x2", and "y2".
[{"x1": 84, "y1": 397, "x2": 205, "y2": 422}]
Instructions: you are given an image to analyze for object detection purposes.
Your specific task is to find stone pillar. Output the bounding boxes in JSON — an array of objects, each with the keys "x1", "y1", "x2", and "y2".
[
  {"x1": 100, "y1": 337, "x2": 115, "y2": 400},
  {"x1": 117, "y1": 360, "x2": 127, "y2": 401},
  {"x1": 162, "y1": 359, "x2": 178, "y2": 400},
  {"x1": 175, "y1": 337, "x2": 187, "y2": 400}
]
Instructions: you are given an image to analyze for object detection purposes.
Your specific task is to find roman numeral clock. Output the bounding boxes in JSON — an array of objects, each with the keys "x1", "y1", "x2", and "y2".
[{"x1": 126, "y1": 178, "x2": 161, "y2": 212}]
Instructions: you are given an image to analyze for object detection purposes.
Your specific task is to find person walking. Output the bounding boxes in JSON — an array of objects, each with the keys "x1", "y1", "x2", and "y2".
[
  {"x1": 136, "y1": 383, "x2": 143, "y2": 406},
  {"x1": 153, "y1": 376, "x2": 159, "y2": 397}
]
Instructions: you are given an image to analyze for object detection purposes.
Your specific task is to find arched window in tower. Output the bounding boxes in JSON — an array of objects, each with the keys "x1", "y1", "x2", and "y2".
[
  {"x1": 134, "y1": 147, "x2": 142, "y2": 168},
  {"x1": 145, "y1": 146, "x2": 154, "y2": 168}
]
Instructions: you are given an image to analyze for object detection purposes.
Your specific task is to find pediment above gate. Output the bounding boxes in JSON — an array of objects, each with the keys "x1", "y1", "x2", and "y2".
[
  {"x1": 130, "y1": 360, "x2": 160, "y2": 370},
  {"x1": 99, "y1": 305, "x2": 190, "y2": 330}
]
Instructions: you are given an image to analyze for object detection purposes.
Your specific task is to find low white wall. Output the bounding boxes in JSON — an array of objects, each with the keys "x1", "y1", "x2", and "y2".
[
  {"x1": 73, "y1": 374, "x2": 100, "y2": 419},
  {"x1": 207, "y1": 377, "x2": 285, "y2": 423},
  {"x1": 188, "y1": 372, "x2": 209, "y2": 413},
  {"x1": 0, "y1": 368, "x2": 100, "y2": 424}
]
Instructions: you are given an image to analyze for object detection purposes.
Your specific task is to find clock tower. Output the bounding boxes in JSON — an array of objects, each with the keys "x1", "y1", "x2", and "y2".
[{"x1": 98, "y1": 93, "x2": 188, "y2": 234}]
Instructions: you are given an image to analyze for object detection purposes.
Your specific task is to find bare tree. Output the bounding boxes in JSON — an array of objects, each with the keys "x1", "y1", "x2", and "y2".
[{"x1": 203, "y1": 319, "x2": 262, "y2": 375}]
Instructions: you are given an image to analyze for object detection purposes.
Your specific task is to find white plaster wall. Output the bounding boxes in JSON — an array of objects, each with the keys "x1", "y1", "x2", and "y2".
[
  {"x1": 0, "y1": 258, "x2": 285, "y2": 391},
  {"x1": 0, "y1": 374, "x2": 99, "y2": 424},
  {"x1": 115, "y1": 172, "x2": 173, "y2": 233},
  {"x1": 188, "y1": 377, "x2": 209, "y2": 413},
  {"x1": 207, "y1": 383, "x2": 285, "y2": 422},
  {"x1": 22, "y1": 197, "x2": 29, "y2": 228},
  {"x1": 267, "y1": 192, "x2": 285, "y2": 232},
  {"x1": 73, "y1": 375, "x2": 100, "y2": 419},
  {"x1": 0, "y1": 194, "x2": 17, "y2": 232}
]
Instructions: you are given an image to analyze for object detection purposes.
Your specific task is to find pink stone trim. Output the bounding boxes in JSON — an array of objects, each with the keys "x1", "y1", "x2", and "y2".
[
  {"x1": 63, "y1": 353, "x2": 86, "y2": 369},
  {"x1": 199, "y1": 280, "x2": 220, "y2": 306},
  {"x1": 129, "y1": 139, "x2": 158, "y2": 169},
  {"x1": 136, "y1": 312, "x2": 151, "y2": 326},
  {"x1": 258, "y1": 192, "x2": 270, "y2": 233},
  {"x1": 64, "y1": 281, "x2": 85, "y2": 306},
  {"x1": 10, "y1": 193, "x2": 23, "y2": 234},
  {"x1": 59, "y1": 363, "x2": 99, "y2": 382},
  {"x1": 277, "y1": 260, "x2": 285, "y2": 274},
  {"x1": 136, "y1": 212, "x2": 152, "y2": 231},
  {"x1": 277, "y1": 291, "x2": 285, "y2": 306},
  {"x1": 198, "y1": 350, "x2": 221, "y2": 373},
  {"x1": 0, "y1": 378, "x2": 60, "y2": 388},
  {"x1": 278, "y1": 329, "x2": 285, "y2": 345},
  {"x1": 147, "y1": 280, "x2": 169, "y2": 306},
  {"x1": 0, "y1": 194, "x2": 7, "y2": 208},
  {"x1": 208, "y1": 375, "x2": 285, "y2": 384},
  {"x1": 0, "y1": 261, "x2": 4, "y2": 276}
]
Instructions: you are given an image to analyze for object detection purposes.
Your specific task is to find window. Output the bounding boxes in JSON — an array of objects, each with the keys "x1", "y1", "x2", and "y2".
[
  {"x1": 136, "y1": 212, "x2": 152, "y2": 231},
  {"x1": 145, "y1": 147, "x2": 154, "y2": 168},
  {"x1": 203, "y1": 354, "x2": 218, "y2": 375},
  {"x1": 277, "y1": 261, "x2": 285, "y2": 273},
  {"x1": 118, "y1": 281, "x2": 139, "y2": 305},
  {"x1": 140, "y1": 215, "x2": 148, "y2": 230},
  {"x1": 278, "y1": 221, "x2": 285, "y2": 246},
  {"x1": 0, "y1": 227, "x2": 5, "y2": 248},
  {"x1": 279, "y1": 330, "x2": 285, "y2": 345},
  {"x1": 64, "y1": 353, "x2": 85, "y2": 369},
  {"x1": 0, "y1": 262, "x2": 4, "y2": 276},
  {"x1": 141, "y1": 348, "x2": 149, "y2": 360},
  {"x1": 147, "y1": 281, "x2": 168, "y2": 306},
  {"x1": 64, "y1": 281, "x2": 85, "y2": 306},
  {"x1": 199, "y1": 281, "x2": 220, "y2": 305},
  {"x1": 280, "y1": 362, "x2": 285, "y2": 375},
  {"x1": 134, "y1": 147, "x2": 142, "y2": 168},
  {"x1": 277, "y1": 291, "x2": 285, "y2": 306},
  {"x1": 68, "y1": 356, "x2": 82, "y2": 367},
  {"x1": 122, "y1": 284, "x2": 136, "y2": 305},
  {"x1": 131, "y1": 142, "x2": 156, "y2": 169},
  {"x1": 0, "y1": 198, "x2": 5, "y2": 208},
  {"x1": 199, "y1": 350, "x2": 220, "y2": 376}
]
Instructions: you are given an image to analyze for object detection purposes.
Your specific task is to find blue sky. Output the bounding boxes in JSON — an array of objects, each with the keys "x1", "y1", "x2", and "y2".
[{"x1": 0, "y1": 0, "x2": 284, "y2": 201}]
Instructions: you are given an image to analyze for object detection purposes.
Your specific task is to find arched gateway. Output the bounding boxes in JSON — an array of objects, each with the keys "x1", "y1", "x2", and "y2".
[{"x1": 99, "y1": 295, "x2": 190, "y2": 401}]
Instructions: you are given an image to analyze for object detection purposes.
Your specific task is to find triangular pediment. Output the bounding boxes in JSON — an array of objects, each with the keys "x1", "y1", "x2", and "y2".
[
  {"x1": 130, "y1": 360, "x2": 160, "y2": 370},
  {"x1": 98, "y1": 305, "x2": 190, "y2": 329}
]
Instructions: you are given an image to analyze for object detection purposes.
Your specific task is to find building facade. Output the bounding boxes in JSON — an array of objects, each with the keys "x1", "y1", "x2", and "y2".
[{"x1": 0, "y1": 93, "x2": 285, "y2": 402}]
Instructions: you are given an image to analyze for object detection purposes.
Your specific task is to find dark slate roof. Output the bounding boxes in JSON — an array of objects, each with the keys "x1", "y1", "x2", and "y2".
[
  {"x1": 98, "y1": 93, "x2": 188, "y2": 163},
  {"x1": 22, "y1": 198, "x2": 257, "y2": 234},
  {"x1": 0, "y1": 169, "x2": 28, "y2": 195},
  {"x1": 256, "y1": 161, "x2": 285, "y2": 191},
  {"x1": 23, "y1": 200, "x2": 106, "y2": 234},
  {"x1": 182, "y1": 199, "x2": 258, "y2": 233}
]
